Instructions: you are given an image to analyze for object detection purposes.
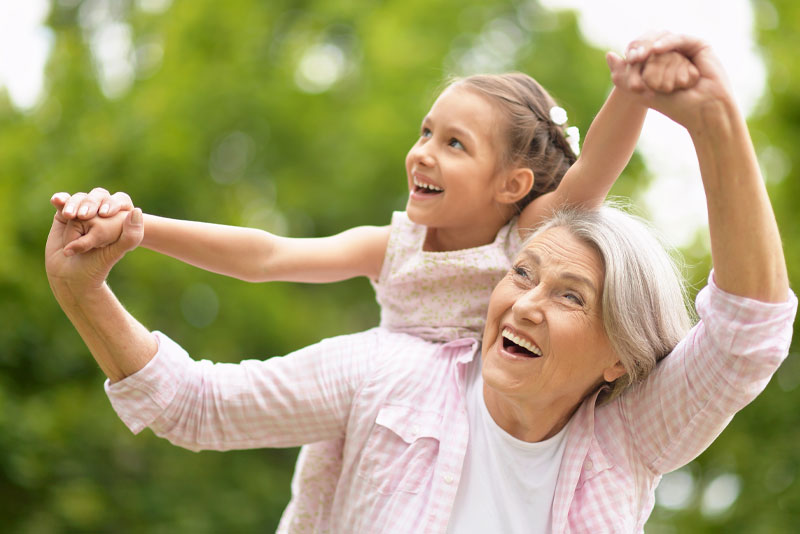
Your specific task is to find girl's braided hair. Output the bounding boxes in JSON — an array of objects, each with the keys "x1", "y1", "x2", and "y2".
[{"x1": 455, "y1": 73, "x2": 578, "y2": 212}]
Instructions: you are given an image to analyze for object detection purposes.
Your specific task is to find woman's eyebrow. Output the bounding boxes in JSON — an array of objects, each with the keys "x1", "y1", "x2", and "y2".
[
  {"x1": 560, "y1": 272, "x2": 597, "y2": 294},
  {"x1": 523, "y1": 249, "x2": 597, "y2": 294}
]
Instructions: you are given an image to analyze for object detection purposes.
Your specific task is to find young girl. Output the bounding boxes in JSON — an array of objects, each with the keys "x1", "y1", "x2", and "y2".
[{"x1": 54, "y1": 51, "x2": 697, "y2": 532}]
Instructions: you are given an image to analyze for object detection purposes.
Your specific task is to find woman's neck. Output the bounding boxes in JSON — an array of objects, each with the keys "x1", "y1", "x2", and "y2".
[{"x1": 482, "y1": 383, "x2": 580, "y2": 443}]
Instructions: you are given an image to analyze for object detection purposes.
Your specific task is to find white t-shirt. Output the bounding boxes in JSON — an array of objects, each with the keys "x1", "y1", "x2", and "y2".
[{"x1": 446, "y1": 359, "x2": 569, "y2": 534}]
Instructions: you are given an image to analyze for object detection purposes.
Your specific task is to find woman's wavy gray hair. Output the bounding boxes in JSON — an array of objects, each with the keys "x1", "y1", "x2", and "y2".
[{"x1": 527, "y1": 201, "x2": 696, "y2": 402}]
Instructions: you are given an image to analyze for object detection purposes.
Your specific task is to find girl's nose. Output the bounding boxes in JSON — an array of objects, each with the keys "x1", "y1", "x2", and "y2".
[
  {"x1": 409, "y1": 141, "x2": 435, "y2": 167},
  {"x1": 512, "y1": 288, "x2": 545, "y2": 324}
]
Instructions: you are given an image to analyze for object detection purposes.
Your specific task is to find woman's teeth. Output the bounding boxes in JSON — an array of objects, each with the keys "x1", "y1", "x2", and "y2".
[{"x1": 502, "y1": 328, "x2": 542, "y2": 356}]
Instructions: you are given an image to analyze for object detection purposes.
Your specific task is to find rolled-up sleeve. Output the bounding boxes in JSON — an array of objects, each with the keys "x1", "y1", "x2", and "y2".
[
  {"x1": 619, "y1": 271, "x2": 797, "y2": 473},
  {"x1": 105, "y1": 329, "x2": 379, "y2": 452}
]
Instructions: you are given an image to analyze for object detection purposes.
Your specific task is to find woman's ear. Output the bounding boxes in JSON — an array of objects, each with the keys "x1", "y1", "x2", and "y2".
[
  {"x1": 495, "y1": 167, "x2": 534, "y2": 205},
  {"x1": 603, "y1": 361, "x2": 627, "y2": 383}
]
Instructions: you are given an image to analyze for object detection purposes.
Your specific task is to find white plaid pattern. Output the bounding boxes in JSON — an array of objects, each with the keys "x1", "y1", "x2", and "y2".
[{"x1": 106, "y1": 274, "x2": 796, "y2": 533}]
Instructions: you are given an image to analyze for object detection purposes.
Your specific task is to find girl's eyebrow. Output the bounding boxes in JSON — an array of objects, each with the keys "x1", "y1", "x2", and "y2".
[{"x1": 421, "y1": 116, "x2": 475, "y2": 144}]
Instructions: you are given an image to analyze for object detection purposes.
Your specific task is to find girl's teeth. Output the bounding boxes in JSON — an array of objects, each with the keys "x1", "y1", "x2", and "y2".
[
  {"x1": 414, "y1": 178, "x2": 443, "y2": 191},
  {"x1": 502, "y1": 328, "x2": 542, "y2": 356}
]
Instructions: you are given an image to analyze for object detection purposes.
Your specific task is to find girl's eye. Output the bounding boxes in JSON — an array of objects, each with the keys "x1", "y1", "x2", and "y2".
[
  {"x1": 421, "y1": 128, "x2": 432, "y2": 138},
  {"x1": 449, "y1": 138, "x2": 464, "y2": 150}
]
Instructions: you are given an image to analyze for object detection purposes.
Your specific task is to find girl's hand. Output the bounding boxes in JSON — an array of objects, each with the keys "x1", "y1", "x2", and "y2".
[
  {"x1": 51, "y1": 188, "x2": 133, "y2": 220},
  {"x1": 60, "y1": 210, "x2": 128, "y2": 257},
  {"x1": 640, "y1": 51, "x2": 700, "y2": 93}
]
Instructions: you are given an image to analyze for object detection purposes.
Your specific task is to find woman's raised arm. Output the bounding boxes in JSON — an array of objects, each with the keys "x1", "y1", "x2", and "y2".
[
  {"x1": 45, "y1": 207, "x2": 157, "y2": 382},
  {"x1": 609, "y1": 34, "x2": 788, "y2": 302}
]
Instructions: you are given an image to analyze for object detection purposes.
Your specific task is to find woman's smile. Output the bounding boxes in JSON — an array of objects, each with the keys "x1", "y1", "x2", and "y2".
[{"x1": 500, "y1": 326, "x2": 542, "y2": 358}]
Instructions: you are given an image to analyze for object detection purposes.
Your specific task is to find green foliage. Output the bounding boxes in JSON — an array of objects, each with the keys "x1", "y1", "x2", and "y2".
[{"x1": 1, "y1": 0, "x2": 796, "y2": 531}]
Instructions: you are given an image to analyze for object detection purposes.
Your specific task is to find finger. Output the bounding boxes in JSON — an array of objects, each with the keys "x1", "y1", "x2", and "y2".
[
  {"x1": 606, "y1": 52, "x2": 627, "y2": 86},
  {"x1": 662, "y1": 64, "x2": 676, "y2": 93},
  {"x1": 651, "y1": 33, "x2": 708, "y2": 60},
  {"x1": 115, "y1": 208, "x2": 145, "y2": 254},
  {"x1": 627, "y1": 61, "x2": 647, "y2": 93},
  {"x1": 625, "y1": 31, "x2": 672, "y2": 63},
  {"x1": 51, "y1": 193, "x2": 70, "y2": 223},
  {"x1": 63, "y1": 224, "x2": 107, "y2": 256},
  {"x1": 686, "y1": 63, "x2": 700, "y2": 86},
  {"x1": 675, "y1": 63, "x2": 689, "y2": 90},
  {"x1": 660, "y1": 54, "x2": 679, "y2": 92},
  {"x1": 101, "y1": 191, "x2": 134, "y2": 217},
  {"x1": 51, "y1": 192, "x2": 70, "y2": 210},
  {"x1": 642, "y1": 56, "x2": 667, "y2": 92},
  {"x1": 53, "y1": 207, "x2": 68, "y2": 224},
  {"x1": 606, "y1": 51, "x2": 624, "y2": 72},
  {"x1": 74, "y1": 187, "x2": 111, "y2": 219},
  {"x1": 625, "y1": 41, "x2": 648, "y2": 63},
  {"x1": 668, "y1": 52, "x2": 699, "y2": 91},
  {"x1": 62, "y1": 192, "x2": 88, "y2": 219},
  {"x1": 63, "y1": 235, "x2": 95, "y2": 256}
]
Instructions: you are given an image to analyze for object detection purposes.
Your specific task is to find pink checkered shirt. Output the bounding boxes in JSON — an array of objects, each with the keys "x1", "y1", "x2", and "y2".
[{"x1": 106, "y1": 274, "x2": 796, "y2": 533}]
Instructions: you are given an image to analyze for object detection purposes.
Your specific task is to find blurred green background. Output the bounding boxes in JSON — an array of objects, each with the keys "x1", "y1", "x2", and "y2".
[{"x1": 2, "y1": 0, "x2": 798, "y2": 532}]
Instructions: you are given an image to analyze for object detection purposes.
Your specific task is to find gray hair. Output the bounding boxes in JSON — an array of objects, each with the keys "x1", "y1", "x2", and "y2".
[{"x1": 526, "y1": 202, "x2": 696, "y2": 402}]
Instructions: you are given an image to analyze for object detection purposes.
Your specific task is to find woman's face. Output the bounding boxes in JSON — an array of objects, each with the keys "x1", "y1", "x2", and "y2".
[{"x1": 482, "y1": 227, "x2": 625, "y2": 413}]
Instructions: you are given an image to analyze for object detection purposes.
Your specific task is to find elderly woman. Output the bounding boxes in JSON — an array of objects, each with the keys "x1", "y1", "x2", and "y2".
[{"x1": 46, "y1": 34, "x2": 795, "y2": 533}]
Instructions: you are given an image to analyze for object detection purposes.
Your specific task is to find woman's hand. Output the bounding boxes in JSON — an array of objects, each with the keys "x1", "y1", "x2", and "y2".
[
  {"x1": 51, "y1": 187, "x2": 133, "y2": 220},
  {"x1": 45, "y1": 202, "x2": 157, "y2": 382}
]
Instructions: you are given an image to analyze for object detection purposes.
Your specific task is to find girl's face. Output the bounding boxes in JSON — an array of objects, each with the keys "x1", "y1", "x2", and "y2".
[{"x1": 405, "y1": 85, "x2": 516, "y2": 248}]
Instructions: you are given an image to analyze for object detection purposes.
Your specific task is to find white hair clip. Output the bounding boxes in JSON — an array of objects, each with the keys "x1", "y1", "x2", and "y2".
[
  {"x1": 549, "y1": 106, "x2": 568, "y2": 126},
  {"x1": 565, "y1": 126, "x2": 580, "y2": 156}
]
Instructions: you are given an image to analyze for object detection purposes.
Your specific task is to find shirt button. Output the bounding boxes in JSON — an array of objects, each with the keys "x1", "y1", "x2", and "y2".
[
  {"x1": 443, "y1": 473, "x2": 454, "y2": 484},
  {"x1": 584, "y1": 460, "x2": 593, "y2": 471}
]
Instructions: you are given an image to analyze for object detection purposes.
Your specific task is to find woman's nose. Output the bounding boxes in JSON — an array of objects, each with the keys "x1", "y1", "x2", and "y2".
[{"x1": 512, "y1": 289, "x2": 545, "y2": 324}]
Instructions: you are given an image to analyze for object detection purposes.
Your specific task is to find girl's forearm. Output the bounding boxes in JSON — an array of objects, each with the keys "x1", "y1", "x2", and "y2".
[
  {"x1": 557, "y1": 88, "x2": 647, "y2": 207},
  {"x1": 141, "y1": 214, "x2": 275, "y2": 282}
]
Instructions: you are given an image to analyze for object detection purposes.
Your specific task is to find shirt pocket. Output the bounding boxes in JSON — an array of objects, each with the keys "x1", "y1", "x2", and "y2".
[{"x1": 357, "y1": 404, "x2": 442, "y2": 495}]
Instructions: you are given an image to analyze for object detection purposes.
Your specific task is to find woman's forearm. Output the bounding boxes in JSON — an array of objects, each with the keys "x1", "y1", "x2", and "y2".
[
  {"x1": 691, "y1": 98, "x2": 789, "y2": 302},
  {"x1": 52, "y1": 281, "x2": 157, "y2": 382}
]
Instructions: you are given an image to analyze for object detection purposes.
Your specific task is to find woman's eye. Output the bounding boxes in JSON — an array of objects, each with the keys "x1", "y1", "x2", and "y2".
[
  {"x1": 449, "y1": 138, "x2": 464, "y2": 150},
  {"x1": 564, "y1": 293, "x2": 584, "y2": 305},
  {"x1": 513, "y1": 265, "x2": 529, "y2": 279}
]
